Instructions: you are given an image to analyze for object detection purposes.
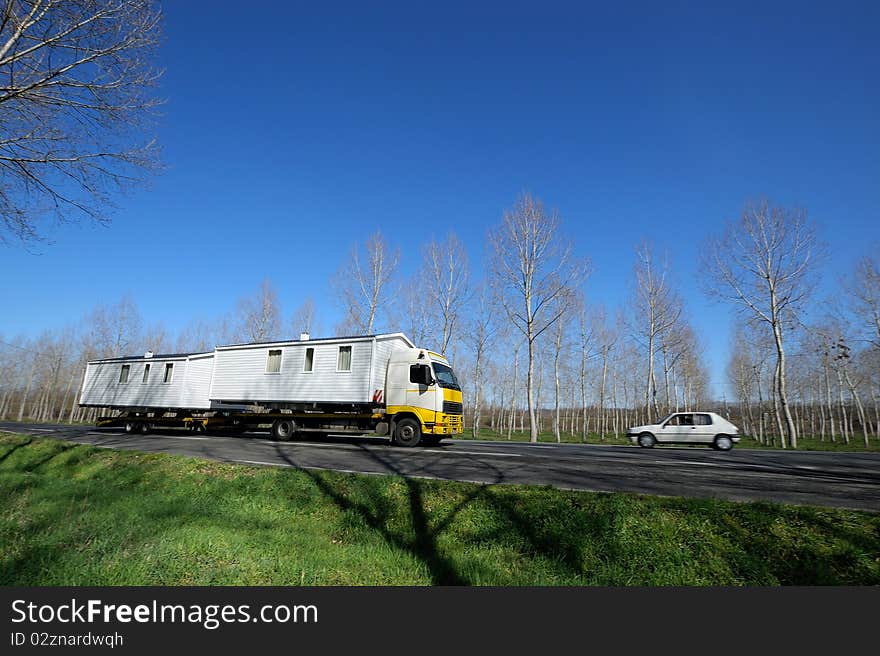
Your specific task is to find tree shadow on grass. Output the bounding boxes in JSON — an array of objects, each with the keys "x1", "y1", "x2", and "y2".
[
  {"x1": 270, "y1": 442, "x2": 505, "y2": 585},
  {"x1": 0, "y1": 437, "x2": 33, "y2": 465}
]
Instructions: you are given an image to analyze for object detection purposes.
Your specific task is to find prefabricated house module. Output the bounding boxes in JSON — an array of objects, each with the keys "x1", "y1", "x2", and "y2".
[{"x1": 79, "y1": 333, "x2": 464, "y2": 447}]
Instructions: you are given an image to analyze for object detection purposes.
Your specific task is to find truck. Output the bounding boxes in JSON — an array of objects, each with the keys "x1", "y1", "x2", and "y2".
[{"x1": 78, "y1": 332, "x2": 463, "y2": 447}]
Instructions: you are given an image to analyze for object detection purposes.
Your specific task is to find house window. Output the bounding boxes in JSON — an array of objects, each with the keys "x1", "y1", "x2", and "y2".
[
  {"x1": 142, "y1": 363, "x2": 151, "y2": 383},
  {"x1": 266, "y1": 349, "x2": 282, "y2": 373},
  {"x1": 337, "y1": 345, "x2": 352, "y2": 372},
  {"x1": 163, "y1": 363, "x2": 174, "y2": 383},
  {"x1": 303, "y1": 347, "x2": 314, "y2": 373},
  {"x1": 119, "y1": 364, "x2": 130, "y2": 384}
]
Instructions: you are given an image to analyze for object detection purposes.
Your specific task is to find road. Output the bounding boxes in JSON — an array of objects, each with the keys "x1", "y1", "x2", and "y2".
[{"x1": 1, "y1": 421, "x2": 879, "y2": 511}]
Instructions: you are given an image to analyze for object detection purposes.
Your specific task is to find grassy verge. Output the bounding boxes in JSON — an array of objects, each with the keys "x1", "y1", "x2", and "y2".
[
  {"x1": 738, "y1": 435, "x2": 880, "y2": 452},
  {"x1": 460, "y1": 428, "x2": 632, "y2": 445},
  {"x1": 1, "y1": 434, "x2": 878, "y2": 585},
  {"x1": 462, "y1": 429, "x2": 880, "y2": 451}
]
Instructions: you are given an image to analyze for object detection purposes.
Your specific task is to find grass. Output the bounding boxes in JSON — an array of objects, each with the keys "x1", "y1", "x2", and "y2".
[
  {"x1": 463, "y1": 428, "x2": 880, "y2": 451},
  {"x1": 461, "y1": 428, "x2": 632, "y2": 445},
  {"x1": 739, "y1": 435, "x2": 880, "y2": 452},
  {"x1": 1, "y1": 433, "x2": 878, "y2": 586}
]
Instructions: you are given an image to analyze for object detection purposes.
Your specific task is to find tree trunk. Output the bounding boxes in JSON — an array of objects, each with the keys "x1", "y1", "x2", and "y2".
[
  {"x1": 771, "y1": 319, "x2": 795, "y2": 448},
  {"x1": 17, "y1": 358, "x2": 37, "y2": 422},
  {"x1": 527, "y1": 337, "x2": 537, "y2": 442}
]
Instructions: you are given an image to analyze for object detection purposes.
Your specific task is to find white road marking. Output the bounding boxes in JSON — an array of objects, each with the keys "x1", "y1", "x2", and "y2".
[
  {"x1": 130, "y1": 434, "x2": 210, "y2": 442},
  {"x1": 240, "y1": 459, "x2": 293, "y2": 467},
  {"x1": 423, "y1": 449, "x2": 522, "y2": 458},
  {"x1": 262, "y1": 440, "x2": 359, "y2": 449},
  {"x1": 0, "y1": 428, "x2": 54, "y2": 434}
]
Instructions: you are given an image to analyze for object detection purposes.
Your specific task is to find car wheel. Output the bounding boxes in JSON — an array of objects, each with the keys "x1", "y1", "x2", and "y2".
[
  {"x1": 393, "y1": 418, "x2": 422, "y2": 447},
  {"x1": 272, "y1": 419, "x2": 297, "y2": 441},
  {"x1": 714, "y1": 435, "x2": 733, "y2": 451},
  {"x1": 638, "y1": 432, "x2": 656, "y2": 448}
]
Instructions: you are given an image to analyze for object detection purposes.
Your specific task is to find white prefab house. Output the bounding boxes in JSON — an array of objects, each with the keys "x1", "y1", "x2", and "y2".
[
  {"x1": 208, "y1": 333, "x2": 416, "y2": 407},
  {"x1": 79, "y1": 352, "x2": 215, "y2": 410}
]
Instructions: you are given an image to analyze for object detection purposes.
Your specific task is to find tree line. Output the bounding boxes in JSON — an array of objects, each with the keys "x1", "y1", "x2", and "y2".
[{"x1": 2, "y1": 195, "x2": 878, "y2": 448}]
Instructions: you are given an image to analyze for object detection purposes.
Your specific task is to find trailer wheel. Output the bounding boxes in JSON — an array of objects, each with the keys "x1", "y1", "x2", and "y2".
[
  {"x1": 139, "y1": 422, "x2": 151, "y2": 435},
  {"x1": 272, "y1": 419, "x2": 297, "y2": 441},
  {"x1": 124, "y1": 421, "x2": 136, "y2": 434},
  {"x1": 393, "y1": 418, "x2": 422, "y2": 447}
]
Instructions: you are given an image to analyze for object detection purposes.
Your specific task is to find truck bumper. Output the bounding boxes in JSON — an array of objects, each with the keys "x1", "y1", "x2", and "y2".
[{"x1": 427, "y1": 413, "x2": 463, "y2": 435}]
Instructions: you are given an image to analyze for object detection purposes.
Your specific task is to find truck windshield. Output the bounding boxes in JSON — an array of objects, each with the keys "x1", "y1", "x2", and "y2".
[{"x1": 432, "y1": 362, "x2": 460, "y2": 390}]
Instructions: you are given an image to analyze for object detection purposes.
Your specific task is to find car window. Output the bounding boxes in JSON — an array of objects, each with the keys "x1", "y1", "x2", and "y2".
[
  {"x1": 679, "y1": 414, "x2": 694, "y2": 426},
  {"x1": 695, "y1": 414, "x2": 713, "y2": 425}
]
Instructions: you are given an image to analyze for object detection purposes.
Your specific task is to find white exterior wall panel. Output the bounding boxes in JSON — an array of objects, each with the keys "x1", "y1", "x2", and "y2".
[
  {"x1": 210, "y1": 341, "x2": 372, "y2": 404},
  {"x1": 79, "y1": 356, "x2": 194, "y2": 408},
  {"x1": 370, "y1": 337, "x2": 411, "y2": 397},
  {"x1": 179, "y1": 355, "x2": 214, "y2": 409},
  {"x1": 210, "y1": 334, "x2": 414, "y2": 405}
]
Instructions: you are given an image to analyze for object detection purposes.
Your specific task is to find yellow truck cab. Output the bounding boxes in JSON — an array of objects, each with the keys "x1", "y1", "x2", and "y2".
[{"x1": 385, "y1": 348, "x2": 463, "y2": 446}]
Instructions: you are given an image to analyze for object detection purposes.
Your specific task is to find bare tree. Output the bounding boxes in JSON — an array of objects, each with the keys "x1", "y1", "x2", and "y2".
[
  {"x1": 234, "y1": 279, "x2": 282, "y2": 343},
  {"x1": 489, "y1": 193, "x2": 588, "y2": 442},
  {"x1": 575, "y1": 301, "x2": 596, "y2": 442},
  {"x1": 87, "y1": 295, "x2": 142, "y2": 357},
  {"x1": 550, "y1": 289, "x2": 576, "y2": 442},
  {"x1": 334, "y1": 231, "x2": 399, "y2": 334},
  {"x1": 141, "y1": 321, "x2": 170, "y2": 354},
  {"x1": 465, "y1": 283, "x2": 499, "y2": 437},
  {"x1": 629, "y1": 242, "x2": 682, "y2": 418},
  {"x1": 400, "y1": 272, "x2": 432, "y2": 346},
  {"x1": 705, "y1": 199, "x2": 821, "y2": 448},
  {"x1": 175, "y1": 317, "x2": 224, "y2": 353},
  {"x1": 424, "y1": 233, "x2": 469, "y2": 353},
  {"x1": 0, "y1": 0, "x2": 163, "y2": 245},
  {"x1": 848, "y1": 255, "x2": 880, "y2": 348},
  {"x1": 291, "y1": 297, "x2": 319, "y2": 337}
]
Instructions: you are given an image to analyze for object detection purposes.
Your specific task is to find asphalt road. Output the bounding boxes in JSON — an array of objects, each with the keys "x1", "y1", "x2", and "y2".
[{"x1": 2, "y1": 421, "x2": 879, "y2": 512}]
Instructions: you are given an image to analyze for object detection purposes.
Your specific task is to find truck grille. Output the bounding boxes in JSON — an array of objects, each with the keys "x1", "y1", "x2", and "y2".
[{"x1": 443, "y1": 400, "x2": 463, "y2": 415}]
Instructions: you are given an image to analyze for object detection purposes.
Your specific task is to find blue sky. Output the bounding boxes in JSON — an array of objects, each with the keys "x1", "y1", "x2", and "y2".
[{"x1": 3, "y1": 1, "x2": 879, "y2": 397}]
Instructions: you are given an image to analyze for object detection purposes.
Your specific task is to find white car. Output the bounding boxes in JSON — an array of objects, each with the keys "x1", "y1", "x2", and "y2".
[{"x1": 627, "y1": 412, "x2": 740, "y2": 451}]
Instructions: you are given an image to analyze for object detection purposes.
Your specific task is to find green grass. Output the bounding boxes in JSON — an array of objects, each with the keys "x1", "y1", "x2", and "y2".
[
  {"x1": 461, "y1": 428, "x2": 632, "y2": 445},
  {"x1": 464, "y1": 428, "x2": 880, "y2": 451},
  {"x1": 739, "y1": 435, "x2": 880, "y2": 452},
  {"x1": 1, "y1": 433, "x2": 878, "y2": 585}
]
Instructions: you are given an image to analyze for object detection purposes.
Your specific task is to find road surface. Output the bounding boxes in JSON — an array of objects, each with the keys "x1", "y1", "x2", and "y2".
[{"x1": 1, "y1": 421, "x2": 878, "y2": 511}]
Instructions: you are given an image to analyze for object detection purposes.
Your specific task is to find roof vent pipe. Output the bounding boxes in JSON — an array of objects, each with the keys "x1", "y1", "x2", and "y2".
[
  {"x1": 300, "y1": 333, "x2": 310, "y2": 341},
  {"x1": 144, "y1": 351, "x2": 154, "y2": 358}
]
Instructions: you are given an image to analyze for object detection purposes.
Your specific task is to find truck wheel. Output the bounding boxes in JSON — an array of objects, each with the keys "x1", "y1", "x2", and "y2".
[
  {"x1": 272, "y1": 419, "x2": 297, "y2": 441},
  {"x1": 139, "y1": 422, "x2": 151, "y2": 435},
  {"x1": 124, "y1": 421, "x2": 136, "y2": 434},
  {"x1": 393, "y1": 418, "x2": 422, "y2": 447}
]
